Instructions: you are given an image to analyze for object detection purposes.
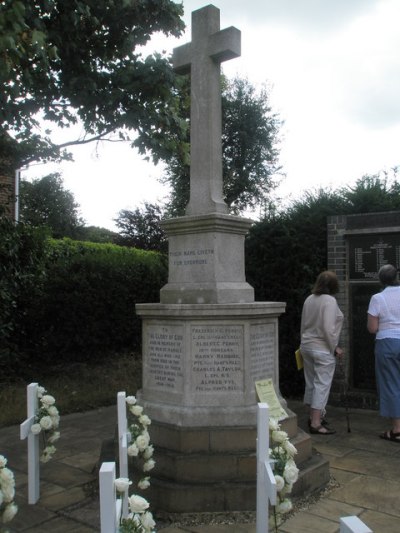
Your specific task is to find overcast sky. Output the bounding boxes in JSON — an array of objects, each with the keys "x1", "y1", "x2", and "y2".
[{"x1": 23, "y1": 0, "x2": 400, "y2": 230}]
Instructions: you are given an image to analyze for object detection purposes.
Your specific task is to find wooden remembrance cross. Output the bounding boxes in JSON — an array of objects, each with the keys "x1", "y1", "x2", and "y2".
[{"x1": 172, "y1": 5, "x2": 241, "y2": 216}]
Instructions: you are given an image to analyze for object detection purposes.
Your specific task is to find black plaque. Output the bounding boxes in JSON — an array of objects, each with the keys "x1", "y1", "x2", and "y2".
[
  {"x1": 348, "y1": 234, "x2": 400, "y2": 280},
  {"x1": 350, "y1": 283, "x2": 379, "y2": 390}
]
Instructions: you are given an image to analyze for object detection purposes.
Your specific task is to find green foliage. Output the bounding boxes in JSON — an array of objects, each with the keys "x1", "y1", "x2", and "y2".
[
  {"x1": 222, "y1": 77, "x2": 282, "y2": 214},
  {"x1": 19, "y1": 172, "x2": 84, "y2": 238},
  {"x1": 162, "y1": 76, "x2": 282, "y2": 216},
  {"x1": 114, "y1": 203, "x2": 167, "y2": 252},
  {"x1": 0, "y1": 0, "x2": 185, "y2": 170},
  {"x1": 78, "y1": 225, "x2": 118, "y2": 243},
  {"x1": 0, "y1": 217, "x2": 49, "y2": 372},
  {"x1": 21, "y1": 238, "x2": 168, "y2": 366}
]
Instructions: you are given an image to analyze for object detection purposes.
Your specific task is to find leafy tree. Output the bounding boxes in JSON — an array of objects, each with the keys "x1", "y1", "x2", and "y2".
[
  {"x1": 0, "y1": 0, "x2": 185, "y2": 172},
  {"x1": 78, "y1": 225, "x2": 118, "y2": 244},
  {"x1": 114, "y1": 202, "x2": 167, "y2": 252},
  {"x1": 340, "y1": 170, "x2": 400, "y2": 212},
  {"x1": 19, "y1": 173, "x2": 84, "y2": 238},
  {"x1": 161, "y1": 76, "x2": 282, "y2": 216}
]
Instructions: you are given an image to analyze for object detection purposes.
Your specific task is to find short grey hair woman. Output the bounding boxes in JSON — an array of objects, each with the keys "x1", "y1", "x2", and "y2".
[{"x1": 367, "y1": 264, "x2": 400, "y2": 442}]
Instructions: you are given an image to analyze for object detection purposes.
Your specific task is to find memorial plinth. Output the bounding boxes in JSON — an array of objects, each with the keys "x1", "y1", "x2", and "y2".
[
  {"x1": 134, "y1": 4, "x2": 327, "y2": 513},
  {"x1": 136, "y1": 302, "x2": 285, "y2": 427}
]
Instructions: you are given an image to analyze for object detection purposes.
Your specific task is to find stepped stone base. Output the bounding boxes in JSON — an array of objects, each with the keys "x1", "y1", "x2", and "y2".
[{"x1": 141, "y1": 408, "x2": 330, "y2": 513}]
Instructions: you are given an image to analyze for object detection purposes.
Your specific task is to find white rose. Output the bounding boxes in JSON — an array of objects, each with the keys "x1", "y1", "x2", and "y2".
[
  {"x1": 31, "y1": 423, "x2": 42, "y2": 435},
  {"x1": 128, "y1": 494, "x2": 149, "y2": 514},
  {"x1": 39, "y1": 416, "x2": 53, "y2": 430},
  {"x1": 136, "y1": 433, "x2": 150, "y2": 452},
  {"x1": 281, "y1": 482, "x2": 293, "y2": 495},
  {"x1": 41, "y1": 394, "x2": 56, "y2": 407},
  {"x1": 2, "y1": 484, "x2": 15, "y2": 503},
  {"x1": 269, "y1": 418, "x2": 280, "y2": 431},
  {"x1": 127, "y1": 443, "x2": 139, "y2": 457},
  {"x1": 277, "y1": 498, "x2": 293, "y2": 514},
  {"x1": 282, "y1": 439, "x2": 297, "y2": 457},
  {"x1": 48, "y1": 406, "x2": 59, "y2": 416},
  {"x1": 50, "y1": 415, "x2": 60, "y2": 428},
  {"x1": 139, "y1": 414, "x2": 151, "y2": 426},
  {"x1": 40, "y1": 445, "x2": 56, "y2": 463},
  {"x1": 2, "y1": 502, "x2": 18, "y2": 523},
  {"x1": 143, "y1": 445, "x2": 154, "y2": 460},
  {"x1": 140, "y1": 510, "x2": 156, "y2": 531},
  {"x1": 271, "y1": 430, "x2": 287, "y2": 444},
  {"x1": 143, "y1": 459, "x2": 155, "y2": 472},
  {"x1": 274, "y1": 474, "x2": 285, "y2": 492},
  {"x1": 37, "y1": 386, "x2": 46, "y2": 398},
  {"x1": 130, "y1": 405, "x2": 143, "y2": 417},
  {"x1": 138, "y1": 477, "x2": 150, "y2": 490},
  {"x1": 48, "y1": 431, "x2": 61, "y2": 444},
  {"x1": 114, "y1": 477, "x2": 132, "y2": 493},
  {"x1": 126, "y1": 396, "x2": 137, "y2": 405},
  {"x1": 0, "y1": 467, "x2": 14, "y2": 483},
  {"x1": 283, "y1": 461, "x2": 299, "y2": 484},
  {"x1": 0, "y1": 455, "x2": 7, "y2": 468}
]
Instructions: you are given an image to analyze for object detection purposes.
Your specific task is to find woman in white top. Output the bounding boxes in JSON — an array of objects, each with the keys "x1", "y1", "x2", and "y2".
[
  {"x1": 300, "y1": 271, "x2": 344, "y2": 435},
  {"x1": 367, "y1": 264, "x2": 400, "y2": 443}
]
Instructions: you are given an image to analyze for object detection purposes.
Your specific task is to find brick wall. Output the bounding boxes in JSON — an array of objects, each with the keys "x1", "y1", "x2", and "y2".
[
  {"x1": 327, "y1": 211, "x2": 400, "y2": 408},
  {"x1": 0, "y1": 173, "x2": 16, "y2": 220}
]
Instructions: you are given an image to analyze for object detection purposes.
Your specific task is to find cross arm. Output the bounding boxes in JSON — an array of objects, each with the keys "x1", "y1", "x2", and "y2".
[
  {"x1": 209, "y1": 27, "x2": 241, "y2": 63},
  {"x1": 173, "y1": 42, "x2": 192, "y2": 74}
]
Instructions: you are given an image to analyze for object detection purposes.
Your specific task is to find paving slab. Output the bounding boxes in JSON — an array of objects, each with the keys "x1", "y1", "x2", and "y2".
[
  {"x1": 304, "y1": 497, "x2": 363, "y2": 522},
  {"x1": 359, "y1": 509, "x2": 400, "y2": 532},
  {"x1": 329, "y1": 475, "x2": 400, "y2": 517},
  {"x1": 278, "y1": 512, "x2": 339, "y2": 533}
]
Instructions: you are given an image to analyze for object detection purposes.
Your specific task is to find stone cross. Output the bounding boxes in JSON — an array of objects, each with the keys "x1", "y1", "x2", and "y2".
[
  {"x1": 173, "y1": 5, "x2": 241, "y2": 216},
  {"x1": 20, "y1": 383, "x2": 40, "y2": 504},
  {"x1": 256, "y1": 402, "x2": 277, "y2": 533}
]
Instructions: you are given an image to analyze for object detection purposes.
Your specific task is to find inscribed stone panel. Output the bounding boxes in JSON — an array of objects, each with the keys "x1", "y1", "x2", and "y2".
[
  {"x1": 146, "y1": 325, "x2": 184, "y2": 391},
  {"x1": 191, "y1": 325, "x2": 243, "y2": 393},
  {"x1": 250, "y1": 323, "x2": 275, "y2": 382}
]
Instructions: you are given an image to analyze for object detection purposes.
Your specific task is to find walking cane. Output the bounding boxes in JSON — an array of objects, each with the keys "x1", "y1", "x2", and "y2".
[{"x1": 339, "y1": 357, "x2": 351, "y2": 433}]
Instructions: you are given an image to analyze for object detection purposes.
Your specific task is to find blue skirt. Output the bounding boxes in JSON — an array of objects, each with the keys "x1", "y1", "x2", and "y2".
[{"x1": 375, "y1": 338, "x2": 400, "y2": 418}]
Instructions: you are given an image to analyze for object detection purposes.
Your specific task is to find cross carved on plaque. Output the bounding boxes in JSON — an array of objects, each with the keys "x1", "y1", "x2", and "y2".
[{"x1": 173, "y1": 5, "x2": 241, "y2": 216}]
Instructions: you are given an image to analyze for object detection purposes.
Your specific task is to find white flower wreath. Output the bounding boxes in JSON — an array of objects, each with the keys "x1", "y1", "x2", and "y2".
[
  {"x1": 268, "y1": 418, "x2": 299, "y2": 531},
  {"x1": 31, "y1": 385, "x2": 61, "y2": 463},
  {"x1": 0, "y1": 454, "x2": 18, "y2": 526},
  {"x1": 113, "y1": 395, "x2": 156, "y2": 533},
  {"x1": 125, "y1": 396, "x2": 155, "y2": 489}
]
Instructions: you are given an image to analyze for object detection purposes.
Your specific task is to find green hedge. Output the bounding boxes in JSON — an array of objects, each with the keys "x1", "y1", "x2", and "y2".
[
  {"x1": 0, "y1": 217, "x2": 49, "y2": 374},
  {"x1": 20, "y1": 238, "x2": 168, "y2": 367}
]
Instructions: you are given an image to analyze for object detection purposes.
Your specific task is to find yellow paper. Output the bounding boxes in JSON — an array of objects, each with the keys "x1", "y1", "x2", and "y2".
[
  {"x1": 255, "y1": 379, "x2": 288, "y2": 420},
  {"x1": 295, "y1": 348, "x2": 304, "y2": 370}
]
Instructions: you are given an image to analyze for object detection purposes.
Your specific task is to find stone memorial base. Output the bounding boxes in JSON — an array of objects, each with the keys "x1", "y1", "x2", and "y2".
[{"x1": 135, "y1": 302, "x2": 329, "y2": 512}]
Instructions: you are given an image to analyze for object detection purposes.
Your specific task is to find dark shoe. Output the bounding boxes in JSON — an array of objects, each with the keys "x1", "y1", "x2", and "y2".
[
  {"x1": 379, "y1": 430, "x2": 400, "y2": 443},
  {"x1": 309, "y1": 425, "x2": 336, "y2": 435},
  {"x1": 308, "y1": 418, "x2": 329, "y2": 428}
]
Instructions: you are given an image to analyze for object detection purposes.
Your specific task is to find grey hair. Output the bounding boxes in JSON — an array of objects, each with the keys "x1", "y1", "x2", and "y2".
[{"x1": 378, "y1": 264, "x2": 399, "y2": 286}]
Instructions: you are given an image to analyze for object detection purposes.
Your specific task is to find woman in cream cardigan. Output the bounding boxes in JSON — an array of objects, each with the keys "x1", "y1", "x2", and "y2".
[{"x1": 300, "y1": 271, "x2": 344, "y2": 435}]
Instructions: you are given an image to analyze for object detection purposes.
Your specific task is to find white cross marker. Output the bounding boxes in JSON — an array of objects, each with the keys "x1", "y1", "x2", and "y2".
[{"x1": 20, "y1": 382, "x2": 40, "y2": 504}]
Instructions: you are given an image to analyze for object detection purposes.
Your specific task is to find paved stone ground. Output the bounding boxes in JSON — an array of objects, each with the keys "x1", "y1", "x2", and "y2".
[{"x1": 1, "y1": 401, "x2": 400, "y2": 531}]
